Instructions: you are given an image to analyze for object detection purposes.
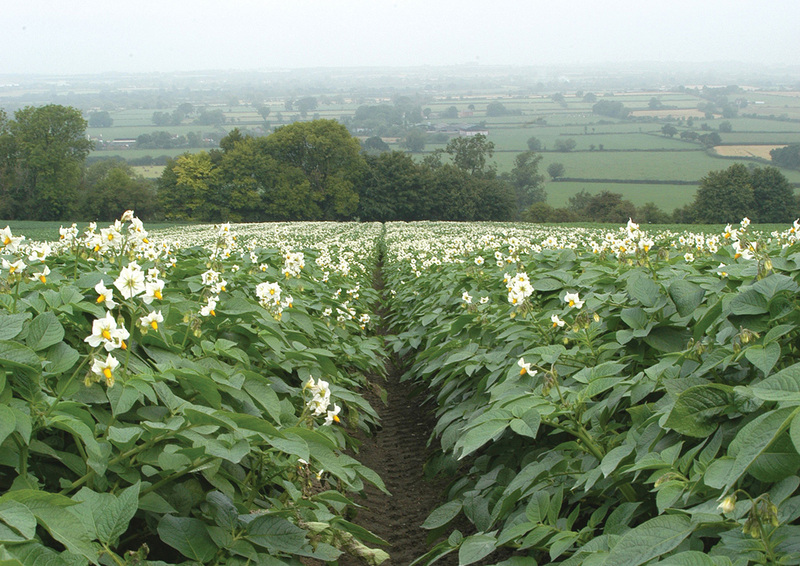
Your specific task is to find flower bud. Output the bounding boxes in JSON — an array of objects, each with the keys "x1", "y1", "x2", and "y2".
[{"x1": 718, "y1": 494, "x2": 736, "y2": 514}]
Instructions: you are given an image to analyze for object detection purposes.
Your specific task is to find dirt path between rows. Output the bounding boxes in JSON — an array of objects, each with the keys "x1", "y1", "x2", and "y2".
[
  {"x1": 336, "y1": 259, "x2": 458, "y2": 566},
  {"x1": 338, "y1": 358, "x2": 455, "y2": 566}
]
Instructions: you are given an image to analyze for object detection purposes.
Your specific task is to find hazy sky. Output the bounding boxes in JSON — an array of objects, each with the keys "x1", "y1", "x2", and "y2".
[{"x1": 3, "y1": 0, "x2": 799, "y2": 75}]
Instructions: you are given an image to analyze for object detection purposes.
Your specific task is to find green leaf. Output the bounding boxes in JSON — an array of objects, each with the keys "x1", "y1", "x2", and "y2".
[
  {"x1": 42, "y1": 342, "x2": 79, "y2": 375},
  {"x1": 246, "y1": 514, "x2": 307, "y2": 554},
  {"x1": 729, "y1": 289, "x2": 768, "y2": 315},
  {"x1": 0, "y1": 314, "x2": 30, "y2": 340},
  {"x1": 0, "y1": 500, "x2": 36, "y2": 540},
  {"x1": 0, "y1": 405, "x2": 16, "y2": 447},
  {"x1": 509, "y1": 408, "x2": 540, "y2": 439},
  {"x1": 748, "y1": 434, "x2": 800, "y2": 482},
  {"x1": 26, "y1": 312, "x2": 64, "y2": 352},
  {"x1": 157, "y1": 515, "x2": 217, "y2": 562},
  {"x1": 0, "y1": 341, "x2": 40, "y2": 373},
  {"x1": 0, "y1": 541, "x2": 86, "y2": 566},
  {"x1": 744, "y1": 342, "x2": 781, "y2": 376},
  {"x1": 0, "y1": 491, "x2": 96, "y2": 561},
  {"x1": 750, "y1": 362, "x2": 800, "y2": 401},
  {"x1": 422, "y1": 501, "x2": 463, "y2": 530},
  {"x1": 458, "y1": 533, "x2": 497, "y2": 566},
  {"x1": 532, "y1": 278, "x2": 563, "y2": 292},
  {"x1": 721, "y1": 406, "x2": 799, "y2": 493},
  {"x1": 454, "y1": 410, "x2": 511, "y2": 459},
  {"x1": 627, "y1": 273, "x2": 661, "y2": 308},
  {"x1": 601, "y1": 444, "x2": 634, "y2": 477},
  {"x1": 606, "y1": 514, "x2": 693, "y2": 566},
  {"x1": 668, "y1": 279, "x2": 705, "y2": 318},
  {"x1": 658, "y1": 550, "x2": 716, "y2": 565},
  {"x1": 665, "y1": 384, "x2": 735, "y2": 438},
  {"x1": 643, "y1": 326, "x2": 690, "y2": 353},
  {"x1": 73, "y1": 482, "x2": 140, "y2": 545}
]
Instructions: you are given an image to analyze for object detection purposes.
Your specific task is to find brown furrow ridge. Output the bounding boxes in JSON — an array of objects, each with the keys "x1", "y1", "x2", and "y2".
[
  {"x1": 335, "y1": 253, "x2": 459, "y2": 566},
  {"x1": 339, "y1": 365, "x2": 452, "y2": 566}
]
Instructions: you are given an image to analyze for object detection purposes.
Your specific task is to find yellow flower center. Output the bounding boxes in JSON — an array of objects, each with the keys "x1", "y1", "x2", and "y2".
[
  {"x1": 3, "y1": 236, "x2": 10, "y2": 245},
  {"x1": 519, "y1": 368, "x2": 526, "y2": 375},
  {"x1": 102, "y1": 329, "x2": 111, "y2": 340},
  {"x1": 97, "y1": 294, "x2": 105, "y2": 304},
  {"x1": 569, "y1": 300, "x2": 575, "y2": 307},
  {"x1": 103, "y1": 367, "x2": 112, "y2": 380},
  {"x1": 150, "y1": 320, "x2": 158, "y2": 330},
  {"x1": 154, "y1": 289, "x2": 162, "y2": 300},
  {"x1": 39, "y1": 275, "x2": 46, "y2": 283}
]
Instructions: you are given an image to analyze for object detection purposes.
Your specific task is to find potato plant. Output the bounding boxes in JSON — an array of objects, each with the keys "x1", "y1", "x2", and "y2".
[
  {"x1": 384, "y1": 219, "x2": 800, "y2": 565},
  {"x1": 0, "y1": 217, "x2": 388, "y2": 565}
]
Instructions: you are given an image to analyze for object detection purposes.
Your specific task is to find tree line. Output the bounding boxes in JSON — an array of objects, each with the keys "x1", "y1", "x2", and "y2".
[
  {"x1": 1, "y1": 104, "x2": 797, "y2": 225},
  {"x1": 526, "y1": 163, "x2": 798, "y2": 224},
  {"x1": 157, "y1": 121, "x2": 543, "y2": 222},
  {"x1": 0, "y1": 105, "x2": 158, "y2": 220}
]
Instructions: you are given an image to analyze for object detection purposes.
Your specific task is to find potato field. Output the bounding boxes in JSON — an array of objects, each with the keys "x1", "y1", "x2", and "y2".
[{"x1": 1, "y1": 215, "x2": 800, "y2": 565}]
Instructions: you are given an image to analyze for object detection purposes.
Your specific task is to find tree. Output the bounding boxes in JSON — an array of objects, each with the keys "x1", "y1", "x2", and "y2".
[
  {"x1": 256, "y1": 105, "x2": 271, "y2": 126},
  {"x1": 770, "y1": 144, "x2": 800, "y2": 170},
  {"x1": 568, "y1": 189, "x2": 592, "y2": 214},
  {"x1": 359, "y1": 151, "x2": 425, "y2": 221},
  {"x1": 661, "y1": 124, "x2": 678, "y2": 137},
  {"x1": 9, "y1": 104, "x2": 94, "y2": 219},
  {"x1": 592, "y1": 100, "x2": 629, "y2": 119},
  {"x1": 547, "y1": 162, "x2": 566, "y2": 179},
  {"x1": 751, "y1": 166, "x2": 796, "y2": 223},
  {"x1": 719, "y1": 121, "x2": 733, "y2": 133},
  {"x1": 527, "y1": 136, "x2": 542, "y2": 151},
  {"x1": 88, "y1": 111, "x2": 113, "y2": 128},
  {"x1": 0, "y1": 110, "x2": 18, "y2": 218},
  {"x1": 441, "y1": 106, "x2": 458, "y2": 119},
  {"x1": 263, "y1": 119, "x2": 365, "y2": 219},
  {"x1": 636, "y1": 202, "x2": 670, "y2": 224},
  {"x1": 698, "y1": 132, "x2": 722, "y2": 147},
  {"x1": 402, "y1": 129, "x2": 426, "y2": 153},
  {"x1": 486, "y1": 101, "x2": 510, "y2": 117},
  {"x1": 554, "y1": 138, "x2": 577, "y2": 152},
  {"x1": 445, "y1": 134, "x2": 495, "y2": 177},
  {"x1": 195, "y1": 109, "x2": 226, "y2": 127},
  {"x1": 691, "y1": 163, "x2": 755, "y2": 223},
  {"x1": 582, "y1": 92, "x2": 597, "y2": 103},
  {"x1": 158, "y1": 152, "x2": 217, "y2": 221},
  {"x1": 295, "y1": 97, "x2": 318, "y2": 119},
  {"x1": 584, "y1": 191, "x2": 636, "y2": 223},
  {"x1": 508, "y1": 151, "x2": 546, "y2": 210},
  {"x1": 362, "y1": 136, "x2": 390, "y2": 154},
  {"x1": 81, "y1": 160, "x2": 158, "y2": 221}
]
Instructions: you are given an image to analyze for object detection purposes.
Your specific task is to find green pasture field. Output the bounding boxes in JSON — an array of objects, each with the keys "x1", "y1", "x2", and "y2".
[
  {"x1": 492, "y1": 148, "x2": 752, "y2": 180},
  {"x1": 90, "y1": 148, "x2": 197, "y2": 160},
  {"x1": 486, "y1": 128, "x2": 692, "y2": 151},
  {"x1": 88, "y1": 124, "x2": 225, "y2": 140},
  {"x1": 716, "y1": 132, "x2": 800, "y2": 145},
  {"x1": 544, "y1": 181, "x2": 699, "y2": 210},
  {"x1": 131, "y1": 165, "x2": 166, "y2": 178},
  {"x1": 0, "y1": 220, "x2": 190, "y2": 242}
]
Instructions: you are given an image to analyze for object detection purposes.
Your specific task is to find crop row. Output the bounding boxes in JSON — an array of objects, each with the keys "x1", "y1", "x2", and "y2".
[
  {"x1": 0, "y1": 217, "x2": 388, "y2": 565},
  {"x1": 383, "y1": 219, "x2": 800, "y2": 565}
]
